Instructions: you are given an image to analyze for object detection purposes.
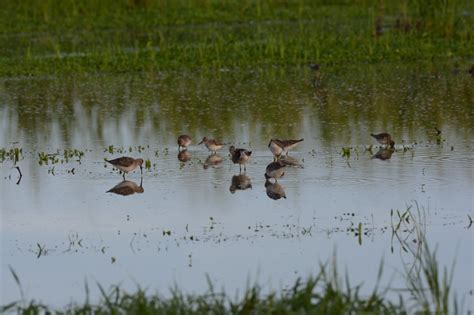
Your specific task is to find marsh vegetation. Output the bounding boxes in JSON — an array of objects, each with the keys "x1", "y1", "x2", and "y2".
[{"x1": 1, "y1": 0, "x2": 473, "y2": 313}]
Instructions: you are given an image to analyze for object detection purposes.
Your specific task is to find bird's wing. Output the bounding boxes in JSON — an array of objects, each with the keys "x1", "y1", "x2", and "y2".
[{"x1": 108, "y1": 157, "x2": 135, "y2": 167}]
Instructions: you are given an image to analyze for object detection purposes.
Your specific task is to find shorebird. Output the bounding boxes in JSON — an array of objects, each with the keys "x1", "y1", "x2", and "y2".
[
  {"x1": 265, "y1": 179, "x2": 286, "y2": 200},
  {"x1": 268, "y1": 138, "x2": 304, "y2": 160},
  {"x1": 264, "y1": 160, "x2": 288, "y2": 182},
  {"x1": 107, "y1": 179, "x2": 144, "y2": 196},
  {"x1": 198, "y1": 137, "x2": 224, "y2": 154},
  {"x1": 229, "y1": 145, "x2": 252, "y2": 172},
  {"x1": 279, "y1": 155, "x2": 304, "y2": 168},
  {"x1": 370, "y1": 133, "x2": 395, "y2": 148},
  {"x1": 177, "y1": 135, "x2": 192, "y2": 151},
  {"x1": 229, "y1": 174, "x2": 252, "y2": 194},
  {"x1": 106, "y1": 157, "x2": 143, "y2": 179}
]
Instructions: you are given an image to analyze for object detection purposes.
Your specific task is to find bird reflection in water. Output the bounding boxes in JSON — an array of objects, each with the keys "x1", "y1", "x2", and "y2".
[
  {"x1": 177, "y1": 149, "x2": 192, "y2": 162},
  {"x1": 107, "y1": 178, "x2": 144, "y2": 196},
  {"x1": 229, "y1": 174, "x2": 252, "y2": 194},
  {"x1": 265, "y1": 179, "x2": 286, "y2": 200},
  {"x1": 203, "y1": 154, "x2": 223, "y2": 169},
  {"x1": 371, "y1": 148, "x2": 394, "y2": 161}
]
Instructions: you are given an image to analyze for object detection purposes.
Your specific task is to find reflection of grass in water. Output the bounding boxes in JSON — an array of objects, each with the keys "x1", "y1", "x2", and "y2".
[
  {"x1": 0, "y1": 147, "x2": 23, "y2": 165},
  {"x1": 4, "y1": 242, "x2": 458, "y2": 314},
  {"x1": 0, "y1": 0, "x2": 472, "y2": 75},
  {"x1": 2, "y1": 66, "x2": 472, "y2": 147}
]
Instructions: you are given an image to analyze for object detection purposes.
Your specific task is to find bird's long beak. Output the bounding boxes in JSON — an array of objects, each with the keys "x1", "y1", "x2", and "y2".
[
  {"x1": 140, "y1": 165, "x2": 143, "y2": 174},
  {"x1": 198, "y1": 140, "x2": 203, "y2": 145}
]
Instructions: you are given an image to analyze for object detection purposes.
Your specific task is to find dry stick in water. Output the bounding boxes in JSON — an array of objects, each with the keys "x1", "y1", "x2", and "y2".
[{"x1": 15, "y1": 166, "x2": 22, "y2": 185}]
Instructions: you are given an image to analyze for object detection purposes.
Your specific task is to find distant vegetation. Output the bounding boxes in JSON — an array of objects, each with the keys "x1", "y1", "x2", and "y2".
[{"x1": 0, "y1": 0, "x2": 472, "y2": 75}]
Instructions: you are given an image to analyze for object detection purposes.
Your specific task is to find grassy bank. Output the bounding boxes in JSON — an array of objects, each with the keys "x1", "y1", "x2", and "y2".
[
  {"x1": 0, "y1": 0, "x2": 473, "y2": 76},
  {"x1": 2, "y1": 243, "x2": 458, "y2": 314}
]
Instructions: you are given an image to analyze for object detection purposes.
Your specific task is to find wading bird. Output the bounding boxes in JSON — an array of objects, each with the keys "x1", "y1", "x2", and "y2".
[{"x1": 106, "y1": 157, "x2": 143, "y2": 179}]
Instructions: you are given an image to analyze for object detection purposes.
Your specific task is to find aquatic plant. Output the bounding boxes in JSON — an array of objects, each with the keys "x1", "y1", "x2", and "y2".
[{"x1": 0, "y1": 147, "x2": 23, "y2": 165}]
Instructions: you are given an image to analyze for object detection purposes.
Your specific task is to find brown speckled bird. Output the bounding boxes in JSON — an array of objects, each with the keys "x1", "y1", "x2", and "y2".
[
  {"x1": 229, "y1": 146, "x2": 252, "y2": 172},
  {"x1": 106, "y1": 157, "x2": 143, "y2": 179},
  {"x1": 370, "y1": 133, "x2": 395, "y2": 148},
  {"x1": 199, "y1": 137, "x2": 225, "y2": 153},
  {"x1": 177, "y1": 135, "x2": 192, "y2": 151},
  {"x1": 268, "y1": 138, "x2": 304, "y2": 160}
]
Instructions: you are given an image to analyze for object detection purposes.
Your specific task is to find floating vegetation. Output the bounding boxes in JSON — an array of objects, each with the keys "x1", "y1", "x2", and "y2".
[
  {"x1": 38, "y1": 149, "x2": 84, "y2": 166},
  {"x1": 63, "y1": 149, "x2": 84, "y2": 163},
  {"x1": 0, "y1": 147, "x2": 23, "y2": 165},
  {"x1": 341, "y1": 147, "x2": 351, "y2": 159},
  {"x1": 145, "y1": 159, "x2": 152, "y2": 170},
  {"x1": 105, "y1": 145, "x2": 148, "y2": 155}
]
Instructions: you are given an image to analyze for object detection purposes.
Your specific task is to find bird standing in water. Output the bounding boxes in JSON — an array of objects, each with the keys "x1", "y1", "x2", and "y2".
[
  {"x1": 268, "y1": 138, "x2": 304, "y2": 160},
  {"x1": 370, "y1": 133, "x2": 395, "y2": 148},
  {"x1": 177, "y1": 135, "x2": 192, "y2": 151},
  {"x1": 264, "y1": 160, "x2": 288, "y2": 182},
  {"x1": 106, "y1": 157, "x2": 143, "y2": 179},
  {"x1": 199, "y1": 137, "x2": 225, "y2": 154},
  {"x1": 229, "y1": 145, "x2": 252, "y2": 172}
]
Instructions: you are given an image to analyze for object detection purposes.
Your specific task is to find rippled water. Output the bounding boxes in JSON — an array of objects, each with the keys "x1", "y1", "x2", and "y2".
[{"x1": 1, "y1": 65, "x2": 473, "y2": 308}]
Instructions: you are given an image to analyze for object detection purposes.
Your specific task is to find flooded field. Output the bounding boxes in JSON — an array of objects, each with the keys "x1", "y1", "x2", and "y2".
[{"x1": 0, "y1": 65, "x2": 473, "y2": 309}]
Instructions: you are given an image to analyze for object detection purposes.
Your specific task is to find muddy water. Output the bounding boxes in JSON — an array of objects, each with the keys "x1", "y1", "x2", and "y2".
[{"x1": 0, "y1": 66, "x2": 473, "y2": 308}]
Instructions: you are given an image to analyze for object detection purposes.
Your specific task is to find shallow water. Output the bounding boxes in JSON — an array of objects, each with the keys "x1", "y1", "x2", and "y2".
[{"x1": 1, "y1": 65, "x2": 473, "y2": 309}]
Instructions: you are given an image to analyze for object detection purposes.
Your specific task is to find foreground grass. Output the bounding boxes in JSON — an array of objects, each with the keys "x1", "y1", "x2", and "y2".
[
  {"x1": 2, "y1": 244, "x2": 459, "y2": 315},
  {"x1": 0, "y1": 0, "x2": 473, "y2": 76}
]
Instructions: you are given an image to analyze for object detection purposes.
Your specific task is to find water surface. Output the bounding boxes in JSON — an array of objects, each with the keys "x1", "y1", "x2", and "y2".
[{"x1": 1, "y1": 65, "x2": 473, "y2": 309}]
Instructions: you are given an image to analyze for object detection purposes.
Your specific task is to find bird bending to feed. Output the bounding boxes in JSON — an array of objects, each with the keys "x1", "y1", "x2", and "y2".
[
  {"x1": 229, "y1": 145, "x2": 252, "y2": 172},
  {"x1": 107, "y1": 179, "x2": 144, "y2": 196},
  {"x1": 198, "y1": 137, "x2": 225, "y2": 153},
  {"x1": 177, "y1": 134, "x2": 192, "y2": 151},
  {"x1": 106, "y1": 157, "x2": 143, "y2": 179},
  {"x1": 264, "y1": 160, "x2": 288, "y2": 182},
  {"x1": 370, "y1": 133, "x2": 395, "y2": 148},
  {"x1": 268, "y1": 138, "x2": 304, "y2": 160}
]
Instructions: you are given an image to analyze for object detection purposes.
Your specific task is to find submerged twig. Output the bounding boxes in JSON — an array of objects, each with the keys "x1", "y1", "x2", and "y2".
[{"x1": 14, "y1": 166, "x2": 22, "y2": 185}]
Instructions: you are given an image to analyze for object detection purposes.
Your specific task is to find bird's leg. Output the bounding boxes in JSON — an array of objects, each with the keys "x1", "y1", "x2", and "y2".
[{"x1": 122, "y1": 172, "x2": 126, "y2": 180}]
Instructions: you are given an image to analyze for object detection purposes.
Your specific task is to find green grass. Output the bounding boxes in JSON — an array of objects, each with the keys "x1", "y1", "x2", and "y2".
[
  {"x1": 2, "y1": 242, "x2": 459, "y2": 314},
  {"x1": 0, "y1": 0, "x2": 472, "y2": 76}
]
